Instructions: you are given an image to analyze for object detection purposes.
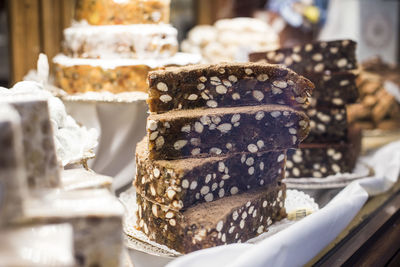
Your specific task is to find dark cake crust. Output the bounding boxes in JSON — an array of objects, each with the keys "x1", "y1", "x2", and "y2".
[{"x1": 147, "y1": 62, "x2": 314, "y2": 113}]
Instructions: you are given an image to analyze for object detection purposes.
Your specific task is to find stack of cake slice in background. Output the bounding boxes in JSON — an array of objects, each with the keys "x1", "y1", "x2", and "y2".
[
  {"x1": 133, "y1": 62, "x2": 314, "y2": 253},
  {"x1": 53, "y1": 0, "x2": 199, "y2": 94},
  {"x1": 250, "y1": 40, "x2": 361, "y2": 178}
]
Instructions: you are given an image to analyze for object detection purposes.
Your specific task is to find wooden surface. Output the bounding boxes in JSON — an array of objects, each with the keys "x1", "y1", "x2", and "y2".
[
  {"x1": 7, "y1": 0, "x2": 75, "y2": 84},
  {"x1": 308, "y1": 179, "x2": 400, "y2": 266}
]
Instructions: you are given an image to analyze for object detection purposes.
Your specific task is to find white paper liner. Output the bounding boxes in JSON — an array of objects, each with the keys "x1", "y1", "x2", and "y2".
[
  {"x1": 119, "y1": 188, "x2": 318, "y2": 258},
  {"x1": 283, "y1": 161, "x2": 374, "y2": 189}
]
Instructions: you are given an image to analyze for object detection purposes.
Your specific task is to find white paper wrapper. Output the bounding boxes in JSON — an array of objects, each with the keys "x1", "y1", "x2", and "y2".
[
  {"x1": 163, "y1": 140, "x2": 400, "y2": 267},
  {"x1": 120, "y1": 188, "x2": 318, "y2": 258}
]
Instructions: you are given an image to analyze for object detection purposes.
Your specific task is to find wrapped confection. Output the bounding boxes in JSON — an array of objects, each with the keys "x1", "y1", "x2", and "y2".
[
  {"x1": 0, "y1": 104, "x2": 27, "y2": 226},
  {"x1": 0, "y1": 224, "x2": 74, "y2": 267},
  {"x1": 0, "y1": 95, "x2": 60, "y2": 189},
  {"x1": 20, "y1": 189, "x2": 124, "y2": 267}
]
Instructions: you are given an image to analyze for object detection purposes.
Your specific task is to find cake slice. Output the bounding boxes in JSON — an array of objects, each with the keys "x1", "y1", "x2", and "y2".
[
  {"x1": 136, "y1": 183, "x2": 286, "y2": 254},
  {"x1": 249, "y1": 40, "x2": 357, "y2": 74},
  {"x1": 286, "y1": 126, "x2": 361, "y2": 178},
  {"x1": 147, "y1": 104, "x2": 310, "y2": 160},
  {"x1": 135, "y1": 138, "x2": 286, "y2": 210},
  {"x1": 0, "y1": 96, "x2": 60, "y2": 189},
  {"x1": 0, "y1": 104, "x2": 28, "y2": 226},
  {"x1": 305, "y1": 71, "x2": 358, "y2": 108},
  {"x1": 304, "y1": 107, "x2": 348, "y2": 143},
  {"x1": 147, "y1": 62, "x2": 314, "y2": 113}
]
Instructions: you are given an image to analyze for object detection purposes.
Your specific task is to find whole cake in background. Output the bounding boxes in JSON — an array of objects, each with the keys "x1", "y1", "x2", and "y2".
[
  {"x1": 53, "y1": 0, "x2": 200, "y2": 94},
  {"x1": 181, "y1": 17, "x2": 279, "y2": 64},
  {"x1": 133, "y1": 62, "x2": 314, "y2": 253},
  {"x1": 250, "y1": 40, "x2": 361, "y2": 178}
]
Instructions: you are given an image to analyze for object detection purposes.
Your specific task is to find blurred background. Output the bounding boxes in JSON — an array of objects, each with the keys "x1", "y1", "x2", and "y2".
[{"x1": 1, "y1": 0, "x2": 399, "y2": 86}]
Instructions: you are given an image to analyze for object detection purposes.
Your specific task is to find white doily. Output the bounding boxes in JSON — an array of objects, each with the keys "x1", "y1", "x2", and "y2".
[
  {"x1": 284, "y1": 161, "x2": 374, "y2": 189},
  {"x1": 119, "y1": 188, "x2": 318, "y2": 258}
]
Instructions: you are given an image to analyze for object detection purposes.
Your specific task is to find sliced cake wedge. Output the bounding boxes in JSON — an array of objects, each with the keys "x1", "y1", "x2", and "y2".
[
  {"x1": 136, "y1": 183, "x2": 286, "y2": 254},
  {"x1": 249, "y1": 40, "x2": 357, "y2": 74},
  {"x1": 135, "y1": 138, "x2": 286, "y2": 210},
  {"x1": 148, "y1": 62, "x2": 314, "y2": 113},
  {"x1": 147, "y1": 104, "x2": 310, "y2": 160}
]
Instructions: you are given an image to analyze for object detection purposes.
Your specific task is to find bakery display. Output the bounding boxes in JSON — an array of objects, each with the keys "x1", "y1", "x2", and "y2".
[
  {"x1": 54, "y1": 0, "x2": 200, "y2": 94},
  {"x1": 250, "y1": 40, "x2": 360, "y2": 178},
  {"x1": 147, "y1": 104, "x2": 309, "y2": 160},
  {"x1": 135, "y1": 138, "x2": 285, "y2": 209},
  {"x1": 136, "y1": 184, "x2": 286, "y2": 254},
  {"x1": 147, "y1": 62, "x2": 314, "y2": 113},
  {"x1": 348, "y1": 58, "x2": 400, "y2": 131},
  {"x1": 181, "y1": 18, "x2": 279, "y2": 63},
  {"x1": 133, "y1": 62, "x2": 313, "y2": 253}
]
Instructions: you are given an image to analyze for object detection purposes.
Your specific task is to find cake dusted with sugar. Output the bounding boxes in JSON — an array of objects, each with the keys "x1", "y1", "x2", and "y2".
[
  {"x1": 133, "y1": 62, "x2": 313, "y2": 253},
  {"x1": 54, "y1": 0, "x2": 200, "y2": 94}
]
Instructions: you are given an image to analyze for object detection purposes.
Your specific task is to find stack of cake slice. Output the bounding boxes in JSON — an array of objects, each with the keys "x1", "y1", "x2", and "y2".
[
  {"x1": 53, "y1": 0, "x2": 199, "y2": 94},
  {"x1": 133, "y1": 62, "x2": 314, "y2": 253},
  {"x1": 250, "y1": 40, "x2": 361, "y2": 178}
]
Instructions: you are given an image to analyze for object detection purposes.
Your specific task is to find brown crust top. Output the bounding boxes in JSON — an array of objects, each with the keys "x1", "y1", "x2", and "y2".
[{"x1": 149, "y1": 62, "x2": 314, "y2": 93}]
